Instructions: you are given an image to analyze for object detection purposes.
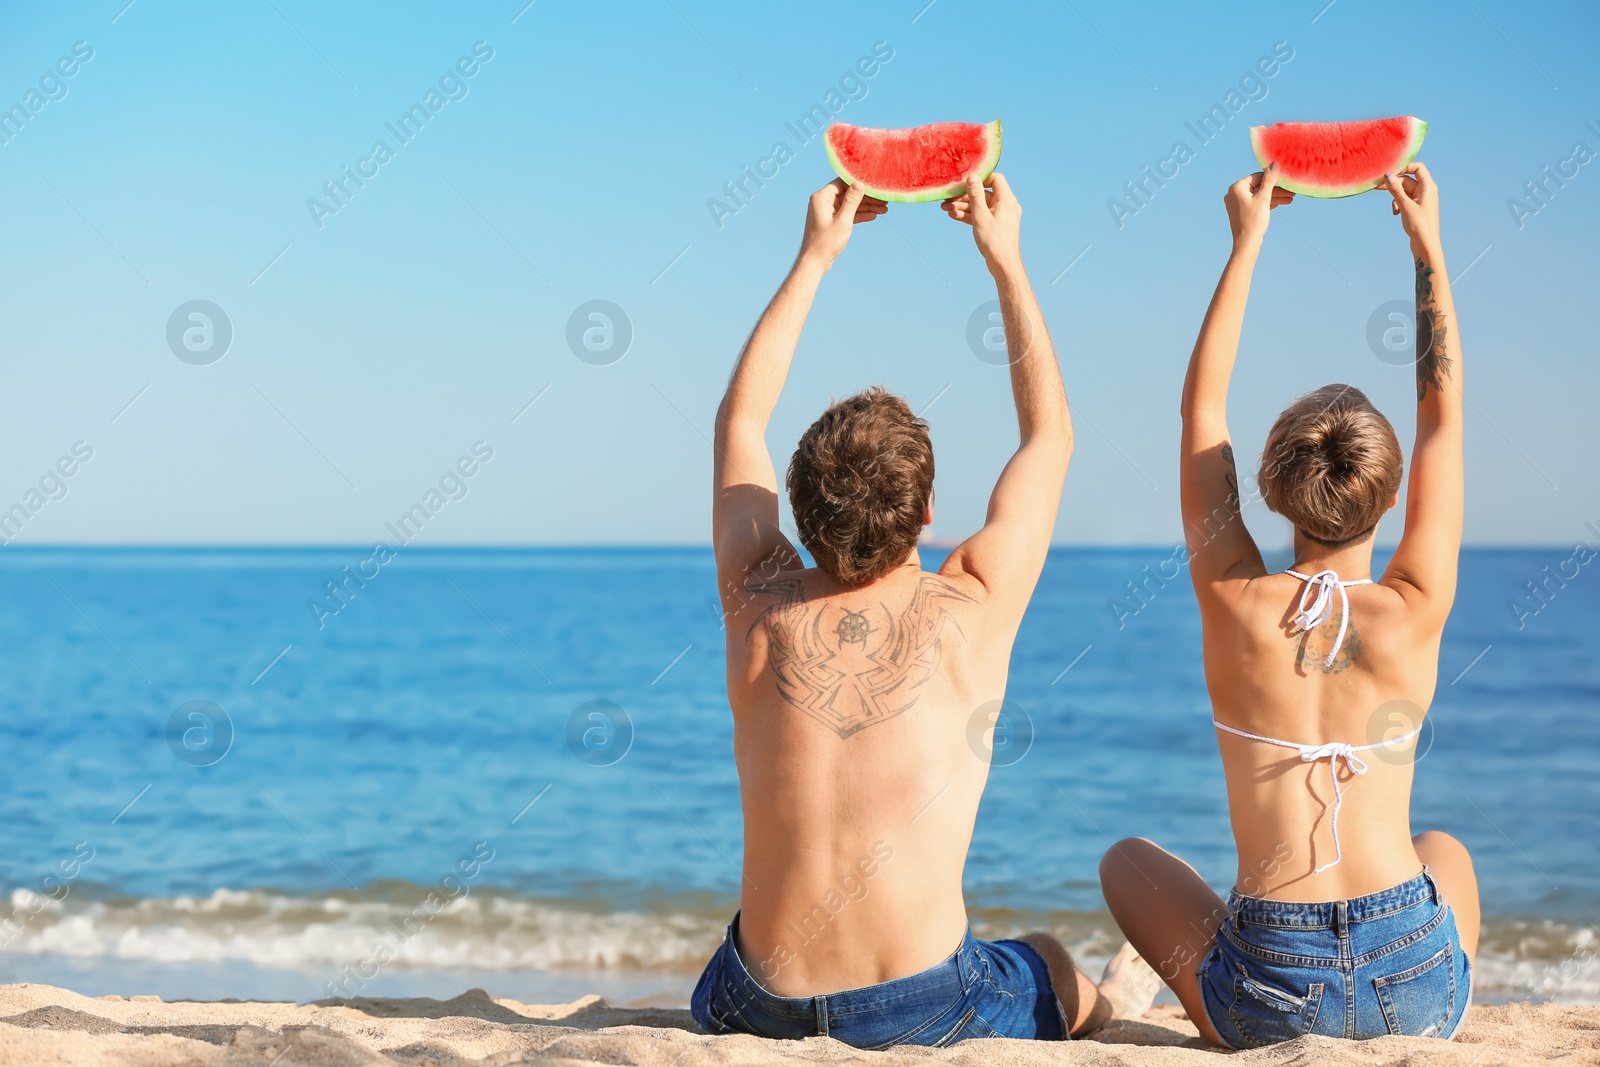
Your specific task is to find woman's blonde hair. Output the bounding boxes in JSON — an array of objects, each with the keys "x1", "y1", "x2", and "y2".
[{"x1": 1259, "y1": 384, "x2": 1403, "y2": 546}]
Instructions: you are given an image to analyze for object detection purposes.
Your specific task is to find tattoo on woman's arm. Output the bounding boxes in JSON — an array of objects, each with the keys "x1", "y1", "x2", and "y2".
[
  {"x1": 1221, "y1": 443, "x2": 1240, "y2": 508},
  {"x1": 1414, "y1": 257, "x2": 1453, "y2": 401}
]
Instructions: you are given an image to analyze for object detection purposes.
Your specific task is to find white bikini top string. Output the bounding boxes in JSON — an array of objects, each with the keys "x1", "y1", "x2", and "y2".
[
  {"x1": 1285, "y1": 568, "x2": 1373, "y2": 668},
  {"x1": 1212, "y1": 719, "x2": 1424, "y2": 873}
]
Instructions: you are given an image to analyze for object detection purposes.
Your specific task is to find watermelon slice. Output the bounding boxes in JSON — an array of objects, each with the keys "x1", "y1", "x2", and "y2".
[
  {"x1": 825, "y1": 120, "x2": 1002, "y2": 204},
  {"x1": 1250, "y1": 117, "x2": 1428, "y2": 199}
]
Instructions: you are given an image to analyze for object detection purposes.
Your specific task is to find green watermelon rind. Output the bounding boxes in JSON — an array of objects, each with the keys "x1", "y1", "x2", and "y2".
[
  {"x1": 1250, "y1": 117, "x2": 1428, "y2": 199},
  {"x1": 825, "y1": 120, "x2": 1003, "y2": 205}
]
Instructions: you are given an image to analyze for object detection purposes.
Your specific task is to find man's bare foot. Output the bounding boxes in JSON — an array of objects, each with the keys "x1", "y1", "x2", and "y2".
[{"x1": 1098, "y1": 942, "x2": 1159, "y2": 1021}]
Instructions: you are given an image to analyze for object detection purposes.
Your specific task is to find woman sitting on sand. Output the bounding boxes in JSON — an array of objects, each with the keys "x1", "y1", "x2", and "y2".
[{"x1": 1098, "y1": 161, "x2": 1478, "y2": 1048}]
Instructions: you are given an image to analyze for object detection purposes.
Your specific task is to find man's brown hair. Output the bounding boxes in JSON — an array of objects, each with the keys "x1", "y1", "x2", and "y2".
[
  {"x1": 787, "y1": 388, "x2": 934, "y2": 586},
  {"x1": 1259, "y1": 384, "x2": 1403, "y2": 547}
]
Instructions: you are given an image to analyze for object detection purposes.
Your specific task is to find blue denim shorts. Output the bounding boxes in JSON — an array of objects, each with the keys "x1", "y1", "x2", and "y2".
[
  {"x1": 1198, "y1": 868, "x2": 1471, "y2": 1048},
  {"x1": 690, "y1": 913, "x2": 1067, "y2": 1048}
]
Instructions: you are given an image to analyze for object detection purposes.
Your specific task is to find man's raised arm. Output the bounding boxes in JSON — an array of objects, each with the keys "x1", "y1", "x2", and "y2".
[
  {"x1": 712, "y1": 180, "x2": 885, "y2": 605},
  {"x1": 938, "y1": 173, "x2": 1072, "y2": 618}
]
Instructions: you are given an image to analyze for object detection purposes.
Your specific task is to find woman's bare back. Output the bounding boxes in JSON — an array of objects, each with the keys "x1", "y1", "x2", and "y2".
[{"x1": 1204, "y1": 567, "x2": 1441, "y2": 901}]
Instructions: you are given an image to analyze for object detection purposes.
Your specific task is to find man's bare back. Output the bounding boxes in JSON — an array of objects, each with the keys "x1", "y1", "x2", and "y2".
[{"x1": 728, "y1": 559, "x2": 998, "y2": 994}]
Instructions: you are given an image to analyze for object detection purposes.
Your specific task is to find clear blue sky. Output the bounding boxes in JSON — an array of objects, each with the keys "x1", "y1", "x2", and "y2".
[{"x1": 1, "y1": 1, "x2": 1594, "y2": 547}]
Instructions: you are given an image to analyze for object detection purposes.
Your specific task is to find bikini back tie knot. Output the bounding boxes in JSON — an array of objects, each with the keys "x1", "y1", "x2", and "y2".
[
  {"x1": 1212, "y1": 721, "x2": 1420, "y2": 874},
  {"x1": 1286, "y1": 568, "x2": 1373, "y2": 668},
  {"x1": 1298, "y1": 741, "x2": 1366, "y2": 773}
]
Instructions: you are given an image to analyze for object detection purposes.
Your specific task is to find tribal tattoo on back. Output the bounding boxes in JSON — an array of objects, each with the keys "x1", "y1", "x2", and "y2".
[{"x1": 744, "y1": 575, "x2": 977, "y2": 739}]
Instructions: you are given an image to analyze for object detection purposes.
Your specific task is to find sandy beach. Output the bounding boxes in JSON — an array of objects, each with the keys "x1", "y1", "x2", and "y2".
[{"x1": 0, "y1": 983, "x2": 1593, "y2": 1066}]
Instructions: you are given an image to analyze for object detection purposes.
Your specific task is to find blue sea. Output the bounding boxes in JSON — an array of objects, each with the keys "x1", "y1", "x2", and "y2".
[{"x1": 0, "y1": 546, "x2": 1594, "y2": 1006}]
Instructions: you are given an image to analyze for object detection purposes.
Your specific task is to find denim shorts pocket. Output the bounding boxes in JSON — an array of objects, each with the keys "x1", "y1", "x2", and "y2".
[
  {"x1": 704, "y1": 995, "x2": 765, "y2": 1037},
  {"x1": 1374, "y1": 943, "x2": 1456, "y2": 1038},
  {"x1": 930, "y1": 1006, "x2": 982, "y2": 1047},
  {"x1": 1229, "y1": 975, "x2": 1325, "y2": 1047},
  {"x1": 869, "y1": 994, "x2": 975, "y2": 1049}
]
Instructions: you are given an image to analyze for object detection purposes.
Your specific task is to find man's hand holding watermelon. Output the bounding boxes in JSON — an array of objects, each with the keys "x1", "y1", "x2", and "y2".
[
  {"x1": 940, "y1": 171, "x2": 1023, "y2": 274},
  {"x1": 797, "y1": 178, "x2": 888, "y2": 271}
]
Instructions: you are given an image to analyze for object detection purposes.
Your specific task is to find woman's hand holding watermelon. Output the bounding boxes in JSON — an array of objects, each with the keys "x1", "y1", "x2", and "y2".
[
  {"x1": 1223, "y1": 164, "x2": 1295, "y2": 247},
  {"x1": 1383, "y1": 162, "x2": 1441, "y2": 259},
  {"x1": 798, "y1": 179, "x2": 888, "y2": 271},
  {"x1": 941, "y1": 171, "x2": 1023, "y2": 274}
]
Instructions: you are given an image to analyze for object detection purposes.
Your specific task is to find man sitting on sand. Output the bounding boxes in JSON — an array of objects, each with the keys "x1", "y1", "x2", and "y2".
[{"x1": 689, "y1": 174, "x2": 1156, "y2": 1048}]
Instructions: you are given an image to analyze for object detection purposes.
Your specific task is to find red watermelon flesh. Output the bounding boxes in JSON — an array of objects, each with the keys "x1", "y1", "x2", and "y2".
[
  {"x1": 1250, "y1": 117, "x2": 1428, "y2": 199},
  {"x1": 825, "y1": 121, "x2": 1002, "y2": 204}
]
